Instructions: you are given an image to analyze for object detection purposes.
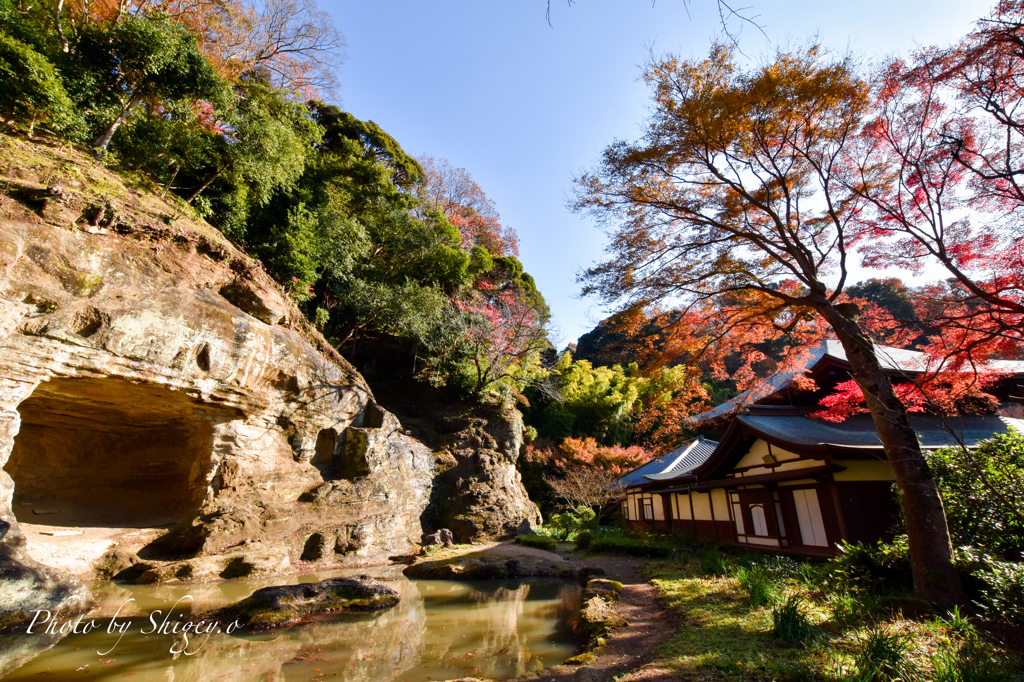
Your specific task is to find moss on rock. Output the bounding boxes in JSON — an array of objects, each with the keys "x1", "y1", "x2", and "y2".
[
  {"x1": 403, "y1": 547, "x2": 603, "y2": 581},
  {"x1": 577, "y1": 596, "x2": 626, "y2": 640},
  {"x1": 583, "y1": 578, "x2": 623, "y2": 602}
]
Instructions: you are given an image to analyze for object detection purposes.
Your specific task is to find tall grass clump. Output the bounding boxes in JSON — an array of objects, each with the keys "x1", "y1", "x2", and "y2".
[
  {"x1": 699, "y1": 549, "x2": 730, "y2": 576},
  {"x1": 733, "y1": 564, "x2": 777, "y2": 607},
  {"x1": 852, "y1": 627, "x2": 919, "y2": 682},
  {"x1": 827, "y1": 590, "x2": 862, "y2": 626},
  {"x1": 930, "y1": 609, "x2": 1015, "y2": 682},
  {"x1": 772, "y1": 595, "x2": 814, "y2": 643}
]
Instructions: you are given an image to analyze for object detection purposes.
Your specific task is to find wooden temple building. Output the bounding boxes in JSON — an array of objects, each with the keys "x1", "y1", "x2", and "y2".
[{"x1": 614, "y1": 341, "x2": 1024, "y2": 556}]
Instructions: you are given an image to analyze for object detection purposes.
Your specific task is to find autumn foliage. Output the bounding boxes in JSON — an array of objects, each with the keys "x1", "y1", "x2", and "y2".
[
  {"x1": 571, "y1": 40, "x2": 987, "y2": 604},
  {"x1": 545, "y1": 436, "x2": 651, "y2": 474},
  {"x1": 848, "y1": 1, "x2": 1024, "y2": 373},
  {"x1": 419, "y1": 156, "x2": 520, "y2": 257},
  {"x1": 54, "y1": 0, "x2": 344, "y2": 95},
  {"x1": 457, "y1": 290, "x2": 548, "y2": 400}
]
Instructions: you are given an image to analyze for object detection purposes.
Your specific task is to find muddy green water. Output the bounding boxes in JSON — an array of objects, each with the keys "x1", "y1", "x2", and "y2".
[{"x1": 0, "y1": 568, "x2": 583, "y2": 681}]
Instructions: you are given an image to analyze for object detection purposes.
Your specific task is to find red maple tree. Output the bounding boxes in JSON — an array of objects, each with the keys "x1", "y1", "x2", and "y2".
[
  {"x1": 457, "y1": 291, "x2": 547, "y2": 400},
  {"x1": 848, "y1": 1, "x2": 1024, "y2": 373}
]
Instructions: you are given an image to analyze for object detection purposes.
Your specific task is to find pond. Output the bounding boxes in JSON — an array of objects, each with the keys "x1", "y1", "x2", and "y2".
[{"x1": 0, "y1": 568, "x2": 583, "y2": 681}]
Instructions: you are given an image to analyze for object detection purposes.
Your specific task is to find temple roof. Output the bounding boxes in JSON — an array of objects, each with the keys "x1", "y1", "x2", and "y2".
[
  {"x1": 689, "y1": 340, "x2": 1024, "y2": 425},
  {"x1": 734, "y1": 411, "x2": 1024, "y2": 453},
  {"x1": 643, "y1": 437, "x2": 719, "y2": 481},
  {"x1": 614, "y1": 437, "x2": 719, "y2": 489}
]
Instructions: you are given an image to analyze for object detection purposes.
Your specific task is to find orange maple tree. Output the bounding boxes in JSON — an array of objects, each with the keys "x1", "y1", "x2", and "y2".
[{"x1": 573, "y1": 43, "x2": 971, "y2": 605}]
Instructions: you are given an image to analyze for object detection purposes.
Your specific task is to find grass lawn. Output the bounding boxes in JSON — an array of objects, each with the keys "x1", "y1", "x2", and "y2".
[{"x1": 633, "y1": 550, "x2": 1019, "y2": 682}]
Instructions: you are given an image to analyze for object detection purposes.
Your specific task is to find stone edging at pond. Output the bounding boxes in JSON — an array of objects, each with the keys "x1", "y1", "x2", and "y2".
[{"x1": 403, "y1": 542, "x2": 606, "y2": 581}]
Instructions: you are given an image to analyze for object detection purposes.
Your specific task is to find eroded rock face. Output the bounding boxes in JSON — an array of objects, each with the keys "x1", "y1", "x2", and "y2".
[
  {"x1": 430, "y1": 404, "x2": 541, "y2": 543},
  {"x1": 0, "y1": 209, "x2": 435, "y2": 627}
]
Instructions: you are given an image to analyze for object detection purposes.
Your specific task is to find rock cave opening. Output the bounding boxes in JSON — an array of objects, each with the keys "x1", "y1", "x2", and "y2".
[
  {"x1": 311, "y1": 428, "x2": 338, "y2": 476},
  {"x1": 4, "y1": 377, "x2": 217, "y2": 575}
]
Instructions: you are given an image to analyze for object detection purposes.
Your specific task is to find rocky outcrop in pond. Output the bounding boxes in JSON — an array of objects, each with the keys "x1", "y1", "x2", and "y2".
[
  {"x1": 210, "y1": 575, "x2": 399, "y2": 630},
  {"x1": 0, "y1": 147, "x2": 437, "y2": 627}
]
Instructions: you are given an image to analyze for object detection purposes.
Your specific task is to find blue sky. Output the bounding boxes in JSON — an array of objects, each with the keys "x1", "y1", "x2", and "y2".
[{"x1": 324, "y1": 0, "x2": 987, "y2": 346}]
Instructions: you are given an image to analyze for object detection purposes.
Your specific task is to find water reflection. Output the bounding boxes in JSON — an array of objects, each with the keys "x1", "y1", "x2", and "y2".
[{"x1": 0, "y1": 569, "x2": 582, "y2": 682}]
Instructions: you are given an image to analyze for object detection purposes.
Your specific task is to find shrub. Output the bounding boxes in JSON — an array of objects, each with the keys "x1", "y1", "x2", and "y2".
[
  {"x1": 732, "y1": 564, "x2": 777, "y2": 607},
  {"x1": 575, "y1": 529, "x2": 593, "y2": 550},
  {"x1": 973, "y1": 560, "x2": 1024, "y2": 627},
  {"x1": 546, "y1": 505, "x2": 597, "y2": 541},
  {"x1": 514, "y1": 534, "x2": 557, "y2": 551},
  {"x1": 853, "y1": 628, "x2": 919, "y2": 682},
  {"x1": 772, "y1": 595, "x2": 814, "y2": 643},
  {"x1": 831, "y1": 538, "x2": 913, "y2": 593},
  {"x1": 0, "y1": 33, "x2": 81, "y2": 136},
  {"x1": 589, "y1": 535, "x2": 672, "y2": 559},
  {"x1": 927, "y1": 430, "x2": 1024, "y2": 561},
  {"x1": 699, "y1": 549, "x2": 730, "y2": 576}
]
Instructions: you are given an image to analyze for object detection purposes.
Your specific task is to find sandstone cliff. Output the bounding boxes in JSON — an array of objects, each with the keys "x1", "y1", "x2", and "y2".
[{"x1": 0, "y1": 139, "x2": 447, "y2": 626}]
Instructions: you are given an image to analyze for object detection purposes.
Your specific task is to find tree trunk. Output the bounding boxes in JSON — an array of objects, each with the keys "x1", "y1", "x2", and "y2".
[
  {"x1": 92, "y1": 95, "x2": 140, "y2": 156},
  {"x1": 186, "y1": 160, "x2": 234, "y2": 203},
  {"x1": 815, "y1": 299, "x2": 967, "y2": 607},
  {"x1": 55, "y1": 0, "x2": 69, "y2": 53},
  {"x1": 160, "y1": 163, "x2": 180, "y2": 200}
]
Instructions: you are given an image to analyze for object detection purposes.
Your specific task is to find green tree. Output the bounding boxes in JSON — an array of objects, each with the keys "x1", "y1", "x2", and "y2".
[
  {"x1": 528, "y1": 353, "x2": 644, "y2": 444},
  {"x1": 242, "y1": 106, "x2": 474, "y2": 376},
  {"x1": 314, "y1": 105, "x2": 422, "y2": 187},
  {"x1": 70, "y1": 13, "x2": 224, "y2": 155},
  {"x1": 846, "y1": 279, "x2": 918, "y2": 324},
  {"x1": 185, "y1": 82, "x2": 322, "y2": 205}
]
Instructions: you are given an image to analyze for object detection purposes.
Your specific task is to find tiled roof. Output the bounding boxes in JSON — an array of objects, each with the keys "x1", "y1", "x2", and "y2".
[
  {"x1": 613, "y1": 437, "x2": 720, "y2": 488},
  {"x1": 643, "y1": 438, "x2": 719, "y2": 481},
  {"x1": 737, "y1": 413, "x2": 1024, "y2": 451},
  {"x1": 613, "y1": 451, "x2": 682, "y2": 489}
]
